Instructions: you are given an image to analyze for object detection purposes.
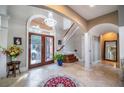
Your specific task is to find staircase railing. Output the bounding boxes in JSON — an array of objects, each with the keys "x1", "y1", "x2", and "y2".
[
  {"x1": 63, "y1": 26, "x2": 79, "y2": 45},
  {"x1": 63, "y1": 23, "x2": 75, "y2": 38},
  {"x1": 57, "y1": 23, "x2": 79, "y2": 52}
]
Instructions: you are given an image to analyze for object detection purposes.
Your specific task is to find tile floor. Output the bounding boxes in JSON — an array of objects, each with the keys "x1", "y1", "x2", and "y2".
[{"x1": 0, "y1": 62, "x2": 123, "y2": 87}]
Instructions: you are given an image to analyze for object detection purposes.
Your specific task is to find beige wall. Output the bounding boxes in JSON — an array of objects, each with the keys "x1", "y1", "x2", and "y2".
[
  {"x1": 88, "y1": 11, "x2": 118, "y2": 30},
  {"x1": 100, "y1": 32, "x2": 118, "y2": 61}
]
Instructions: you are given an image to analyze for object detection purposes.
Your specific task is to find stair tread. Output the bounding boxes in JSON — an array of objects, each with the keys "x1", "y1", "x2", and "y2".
[
  {"x1": 64, "y1": 54, "x2": 74, "y2": 56},
  {"x1": 64, "y1": 58, "x2": 78, "y2": 63},
  {"x1": 63, "y1": 53, "x2": 78, "y2": 63},
  {"x1": 67, "y1": 56, "x2": 77, "y2": 60}
]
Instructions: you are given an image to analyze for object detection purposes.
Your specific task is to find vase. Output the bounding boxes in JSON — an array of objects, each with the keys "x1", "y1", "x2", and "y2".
[
  {"x1": 57, "y1": 60, "x2": 63, "y2": 66},
  {"x1": 11, "y1": 56, "x2": 17, "y2": 61}
]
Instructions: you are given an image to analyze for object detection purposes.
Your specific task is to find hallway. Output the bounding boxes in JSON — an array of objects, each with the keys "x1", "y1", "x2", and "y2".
[{"x1": 0, "y1": 62, "x2": 123, "y2": 87}]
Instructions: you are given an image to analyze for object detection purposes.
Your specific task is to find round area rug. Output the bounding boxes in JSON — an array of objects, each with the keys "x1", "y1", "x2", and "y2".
[{"x1": 40, "y1": 75, "x2": 81, "y2": 87}]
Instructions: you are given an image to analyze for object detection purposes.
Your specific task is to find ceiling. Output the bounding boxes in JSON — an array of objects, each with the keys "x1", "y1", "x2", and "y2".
[
  {"x1": 7, "y1": 6, "x2": 73, "y2": 31},
  {"x1": 31, "y1": 18, "x2": 52, "y2": 30},
  {"x1": 68, "y1": 5, "x2": 118, "y2": 20}
]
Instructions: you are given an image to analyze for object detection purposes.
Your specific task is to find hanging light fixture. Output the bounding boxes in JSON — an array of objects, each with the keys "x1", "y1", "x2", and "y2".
[
  {"x1": 89, "y1": 5, "x2": 95, "y2": 7},
  {"x1": 44, "y1": 12, "x2": 57, "y2": 27}
]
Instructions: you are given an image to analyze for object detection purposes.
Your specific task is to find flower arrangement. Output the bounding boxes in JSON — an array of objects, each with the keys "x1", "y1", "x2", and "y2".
[{"x1": 5, "y1": 45, "x2": 23, "y2": 58}]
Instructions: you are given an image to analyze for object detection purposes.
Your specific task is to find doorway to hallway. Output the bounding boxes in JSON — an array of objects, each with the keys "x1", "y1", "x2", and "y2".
[{"x1": 28, "y1": 32, "x2": 54, "y2": 69}]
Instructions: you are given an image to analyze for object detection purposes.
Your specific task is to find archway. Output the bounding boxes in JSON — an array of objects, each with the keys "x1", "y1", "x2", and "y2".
[
  {"x1": 88, "y1": 23, "x2": 119, "y2": 67},
  {"x1": 26, "y1": 14, "x2": 55, "y2": 69},
  {"x1": 89, "y1": 23, "x2": 118, "y2": 36}
]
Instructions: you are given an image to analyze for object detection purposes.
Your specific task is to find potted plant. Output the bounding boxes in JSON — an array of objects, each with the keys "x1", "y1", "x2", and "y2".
[{"x1": 54, "y1": 53, "x2": 64, "y2": 66}]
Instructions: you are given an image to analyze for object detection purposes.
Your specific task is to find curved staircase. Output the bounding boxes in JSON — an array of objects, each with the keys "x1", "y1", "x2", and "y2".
[
  {"x1": 64, "y1": 54, "x2": 78, "y2": 63},
  {"x1": 57, "y1": 23, "x2": 79, "y2": 63}
]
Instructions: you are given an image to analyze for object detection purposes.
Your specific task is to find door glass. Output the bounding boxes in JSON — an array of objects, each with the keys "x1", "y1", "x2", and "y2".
[
  {"x1": 31, "y1": 35, "x2": 41, "y2": 65},
  {"x1": 45, "y1": 37, "x2": 53, "y2": 62}
]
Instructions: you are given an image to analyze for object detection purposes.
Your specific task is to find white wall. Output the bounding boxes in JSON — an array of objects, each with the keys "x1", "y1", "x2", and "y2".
[
  {"x1": 0, "y1": 5, "x2": 8, "y2": 78},
  {"x1": 6, "y1": 5, "x2": 67, "y2": 70},
  {"x1": 7, "y1": 6, "x2": 59, "y2": 69},
  {"x1": 0, "y1": 29, "x2": 8, "y2": 78},
  {"x1": 73, "y1": 29, "x2": 84, "y2": 60},
  {"x1": 63, "y1": 29, "x2": 85, "y2": 61},
  {"x1": 118, "y1": 6, "x2": 124, "y2": 26},
  {"x1": 119, "y1": 27, "x2": 124, "y2": 59},
  {"x1": 90, "y1": 35, "x2": 100, "y2": 64},
  {"x1": 0, "y1": 6, "x2": 7, "y2": 16},
  {"x1": 0, "y1": 5, "x2": 85, "y2": 74},
  {"x1": 118, "y1": 6, "x2": 124, "y2": 67},
  {"x1": 63, "y1": 17, "x2": 72, "y2": 30},
  {"x1": 54, "y1": 14, "x2": 64, "y2": 51}
]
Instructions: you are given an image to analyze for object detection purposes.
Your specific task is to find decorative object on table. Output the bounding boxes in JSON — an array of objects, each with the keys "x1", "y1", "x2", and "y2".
[
  {"x1": 54, "y1": 52, "x2": 64, "y2": 66},
  {"x1": 40, "y1": 74, "x2": 82, "y2": 87},
  {"x1": 14, "y1": 37, "x2": 22, "y2": 45},
  {"x1": 5, "y1": 45, "x2": 23, "y2": 61},
  {"x1": 74, "y1": 49, "x2": 77, "y2": 52}
]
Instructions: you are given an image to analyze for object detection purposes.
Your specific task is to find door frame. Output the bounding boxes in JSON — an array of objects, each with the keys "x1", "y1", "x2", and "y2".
[
  {"x1": 104, "y1": 40, "x2": 117, "y2": 62},
  {"x1": 44, "y1": 34, "x2": 54, "y2": 64},
  {"x1": 28, "y1": 32, "x2": 54, "y2": 69}
]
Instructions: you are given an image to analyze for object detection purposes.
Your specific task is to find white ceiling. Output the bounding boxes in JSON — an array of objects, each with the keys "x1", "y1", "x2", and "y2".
[{"x1": 69, "y1": 5, "x2": 118, "y2": 20}]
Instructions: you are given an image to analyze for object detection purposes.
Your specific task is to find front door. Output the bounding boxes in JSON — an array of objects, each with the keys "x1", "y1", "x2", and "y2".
[
  {"x1": 45, "y1": 35, "x2": 54, "y2": 63},
  {"x1": 28, "y1": 32, "x2": 54, "y2": 69}
]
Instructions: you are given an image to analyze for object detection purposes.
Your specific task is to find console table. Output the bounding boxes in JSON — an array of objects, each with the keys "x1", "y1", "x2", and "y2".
[{"x1": 7, "y1": 61, "x2": 21, "y2": 77}]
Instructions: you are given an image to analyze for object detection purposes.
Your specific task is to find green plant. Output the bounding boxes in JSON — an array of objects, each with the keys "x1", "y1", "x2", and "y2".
[{"x1": 54, "y1": 53, "x2": 64, "y2": 61}]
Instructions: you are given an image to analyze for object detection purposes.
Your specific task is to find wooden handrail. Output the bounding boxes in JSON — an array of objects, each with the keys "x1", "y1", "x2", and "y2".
[
  {"x1": 57, "y1": 45, "x2": 64, "y2": 51},
  {"x1": 63, "y1": 23, "x2": 75, "y2": 38}
]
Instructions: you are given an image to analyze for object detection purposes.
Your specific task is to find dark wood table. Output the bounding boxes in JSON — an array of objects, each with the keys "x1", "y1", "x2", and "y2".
[{"x1": 7, "y1": 61, "x2": 21, "y2": 77}]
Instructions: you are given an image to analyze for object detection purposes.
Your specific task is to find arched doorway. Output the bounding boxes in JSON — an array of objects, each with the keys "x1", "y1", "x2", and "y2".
[
  {"x1": 88, "y1": 23, "x2": 119, "y2": 67},
  {"x1": 27, "y1": 15, "x2": 54, "y2": 69}
]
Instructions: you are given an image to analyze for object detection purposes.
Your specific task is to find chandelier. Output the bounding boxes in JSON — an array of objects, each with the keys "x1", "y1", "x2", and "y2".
[
  {"x1": 44, "y1": 12, "x2": 57, "y2": 27},
  {"x1": 30, "y1": 25, "x2": 42, "y2": 33}
]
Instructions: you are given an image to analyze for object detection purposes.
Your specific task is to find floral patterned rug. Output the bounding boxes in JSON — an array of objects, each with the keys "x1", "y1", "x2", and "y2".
[{"x1": 39, "y1": 75, "x2": 81, "y2": 87}]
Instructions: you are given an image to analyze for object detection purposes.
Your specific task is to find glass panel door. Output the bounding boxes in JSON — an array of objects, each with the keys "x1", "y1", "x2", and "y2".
[
  {"x1": 29, "y1": 33, "x2": 54, "y2": 69},
  {"x1": 45, "y1": 36, "x2": 54, "y2": 62},
  {"x1": 31, "y1": 35, "x2": 42, "y2": 65},
  {"x1": 29, "y1": 33, "x2": 42, "y2": 68}
]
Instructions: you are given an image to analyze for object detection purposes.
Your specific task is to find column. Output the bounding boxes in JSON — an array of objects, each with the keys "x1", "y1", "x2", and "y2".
[
  {"x1": 0, "y1": 15, "x2": 8, "y2": 78},
  {"x1": 84, "y1": 33, "x2": 91, "y2": 70}
]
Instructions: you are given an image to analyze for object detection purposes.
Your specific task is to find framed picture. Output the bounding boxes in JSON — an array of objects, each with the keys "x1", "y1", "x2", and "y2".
[
  {"x1": 14, "y1": 37, "x2": 22, "y2": 45},
  {"x1": 58, "y1": 40, "x2": 62, "y2": 45}
]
